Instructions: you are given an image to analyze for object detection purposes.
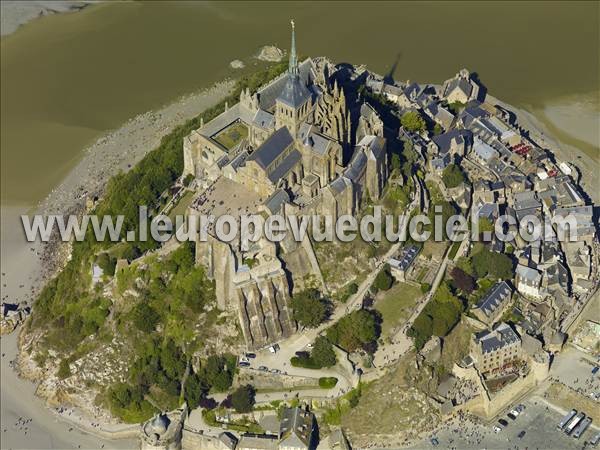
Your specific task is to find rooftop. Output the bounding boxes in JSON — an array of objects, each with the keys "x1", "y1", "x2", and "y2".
[
  {"x1": 474, "y1": 281, "x2": 512, "y2": 318},
  {"x1": 475, "y1": 322, "x2": 520, "y2": 354}
]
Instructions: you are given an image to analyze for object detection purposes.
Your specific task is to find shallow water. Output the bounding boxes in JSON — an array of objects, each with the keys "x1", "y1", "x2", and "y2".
[{"x1": 1, "y1": 1, "x2": 599, "y2": 204}]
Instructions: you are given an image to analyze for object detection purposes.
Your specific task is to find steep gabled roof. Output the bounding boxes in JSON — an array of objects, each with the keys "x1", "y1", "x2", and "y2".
[{"x1": 248, "y1": 127, "x2": 294, "y2": 169}]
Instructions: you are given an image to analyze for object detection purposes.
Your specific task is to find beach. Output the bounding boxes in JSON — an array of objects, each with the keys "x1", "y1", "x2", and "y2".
[{"x1": 0, "y1": 1, "x2": 96, "y2": 36}]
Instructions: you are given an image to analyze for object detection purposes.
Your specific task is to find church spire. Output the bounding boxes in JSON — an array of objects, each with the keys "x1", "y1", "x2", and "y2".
[{"x1": 289, "y1": 19, "x2": 298, "y2": 77}]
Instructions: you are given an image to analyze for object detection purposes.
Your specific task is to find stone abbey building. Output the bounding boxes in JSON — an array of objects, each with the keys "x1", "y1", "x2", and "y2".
[
  {"x1": 183, "y1": 21, "x2": 388, "y2": 219},
  {"x1": 184, "y1": 22, "x2": 389, "y2": 350}
]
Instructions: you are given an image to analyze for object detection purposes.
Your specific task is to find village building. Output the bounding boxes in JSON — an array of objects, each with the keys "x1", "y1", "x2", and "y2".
[
  {"x1": 472, "y1": 281, "x2": 513, "y2": 326},
  {"x1": 515, "y1": 264, "x2": 543, "y2": 299},
  {"x1": 388, "y1": 245, "x2": 420, "y2": 282},
  {"x1": 471, "y1": 322, "x2": 523, "y2": 375}
]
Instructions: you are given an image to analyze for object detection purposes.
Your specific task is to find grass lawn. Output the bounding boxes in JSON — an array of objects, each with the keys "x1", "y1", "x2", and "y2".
[
  {"x1": 213, "y1": 122, "x2": 248, "y2": 149},
  {"x1": 421, "y1": 240, "x2": 448, "y2": 260},
  {"x1": 168, "y1": 190, "x2": 195, "y2": 221},
  {"x1": 438, "y1": 319, "x2": 475, "y2": 372},
  {"x1": 375, "y1": 282, "x2": 422, "y2": 338},
  {"x1": 448, "y1": 240, "x2": 461, "y2": 260}
]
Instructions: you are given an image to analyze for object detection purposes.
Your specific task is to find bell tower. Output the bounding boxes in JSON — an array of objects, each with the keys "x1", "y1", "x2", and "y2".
[{"x1": 275, "y1": 20, "x2": 312, "y2": 137}]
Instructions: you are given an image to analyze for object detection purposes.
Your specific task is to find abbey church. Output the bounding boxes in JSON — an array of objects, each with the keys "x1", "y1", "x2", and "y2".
[
  {"x1": 183, "y1": 21, "x2": 388, "y2": 219},
  {"x1": 183, "y1": 22, "x2": 390, "y2": 350}
]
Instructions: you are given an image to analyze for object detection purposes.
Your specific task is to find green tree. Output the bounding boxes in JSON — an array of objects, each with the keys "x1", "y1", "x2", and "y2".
[
  {"x1": 477, "y1": 217, "x2": 495, "y2": 234},
  {"x1": 311, "y1": 336, "x2": 337, "y2": 368},
  {"x1": 442, "y1": 164, "x2": 466, "y2": 188},
  {"x1": 327, "y1": 310, "x2": 378, "y2": 352},
  {"x1": 433, "y1": 123, "x2": 443, "y2": 135},
  {"x1": 391, "y1": 153, "x2": 402, "y2": 172},
  {"x1": 408, "y1": 314, "x2": 433, "y2": 350},
  {"x1": 96, "y1": 253, "x2": 117, "y2": 277},
  {"x1": 373, "y1": 266, "x2": 394, "y2": 292},
  {"x1": 231, "y1": 384, "x2": 256, "y2": 413},
  {"x1": 401, "y1": 111, "x2": 426, "y2": 132},
  {"x1": 472, "y1": 249, "x2": 513, "y2": 279},
  {"x1": 291, "y1": 289, "x2": 328, "y2": 328},
  {"x1": 132, "y1": 302, "x2": 160, "y2": 333},
  {"x1": 199, "y1": 355, "x2": 234, "y2": 392},
  {"x1": 184, "y1": 373, "x2": 208, "y2": 409}
]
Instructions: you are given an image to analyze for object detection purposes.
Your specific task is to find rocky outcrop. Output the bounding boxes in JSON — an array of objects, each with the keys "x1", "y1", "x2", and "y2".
[{"x1": 256, "y1": 45, "x2": 285, "y2": 62}]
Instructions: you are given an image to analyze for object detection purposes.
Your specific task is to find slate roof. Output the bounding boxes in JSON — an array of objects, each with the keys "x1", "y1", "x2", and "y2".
[
  {"x1": 252, "y1": 109, "x2": 275, "y2": 130},
  {"x1": 358, "y1": 135, "x2": 385, "y2": 159},
  {"x1": 516, "y1": 264, "x2": 541, "y2": 285},
  {"x1": 477, "y1": 202, "x2": 499, "y2": 220},
  {"x1": 425, "y1": 101, "x2": 455, "y2": 128},
  {"x1": 389, "y1": 245, "x2": 420, "y2": 272},
  {"x1": 446, "y1": 77, "x2": 473, "y2": 98},
  {"x1": 513, "y1": 191, "x2": 541, "y2": 211},
  {"x1": 237, "y1": 434, "x2": 277, "y2": 450},
  {"x1": 299, "y1": 124, "x2": 333, "y2": 156},
  {"x1": 475, "y1": 281, "x2": 512, "y2": 318},
  {"x1": 248, "y1": 127, "x2": 294, "y2": 169},
  {"x1": 258, "y1": 59, "x2": 314, "y2": 111},
  {"x1": 264, "y1": 189, "x2": 290, "y2": 214},
  {"x1": 475, "y1": 322, "x2": 520, "y2": 354},
  {"x1": 344, "y1": 149, "x2": 367, "y2": 182},
  {"x1": 278, "y1": 74, "x2": 312, "y2": 108},
  {"x1": 279, "y1": 407, "x2": 314, "y2": 448},
  {"x1": 267, "y1": 149, "x2": 302, "y2": 184},
  {"x1": 432, "y1": 129, "x2": 471, "y2": 154},
  {"x1": 330, "y1": 176, "x2": 351, "y2": 194},
  {"x1": 199, "y1": 104, "x2": 255, "y2": 139}
]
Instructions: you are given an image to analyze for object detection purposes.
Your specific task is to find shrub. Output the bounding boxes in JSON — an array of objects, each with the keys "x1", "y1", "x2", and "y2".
[
  {"x1": 401, "y1": 111, "x2": 426, "y2": 132},
  {"x1": 311, "y1": 336, "x2": 337, "y2": 368},
  {"x1": 327, "y1": 310, "x2": 379, "y2": 352},
  {"x1": 442, "y1": 164, "x2": 466, "y2": 189},
  {"x1": 471, "y1": 249, "x2": 513, "y2": 279},
  {"x1": 231, "y1": 385, "x2": 256, "y2": 413},
  {"x1": 291, "y1": 289, "x2": 328, "y2": 328},
  {"x1": 57, "y1": 359, "x2": 72, "y2": 379},
  {"x1": 319, "y1": 377, "x2": 339, "y2": 389},
  {"x1": 373, "y1": 266, "x2": 393, "y2": 292},
  {"x1": 131, "y1": 302, "x2": 160, "y2": 333},
  {"x1": 450, "y1": 267, "x2": 475, "y2": 294}
]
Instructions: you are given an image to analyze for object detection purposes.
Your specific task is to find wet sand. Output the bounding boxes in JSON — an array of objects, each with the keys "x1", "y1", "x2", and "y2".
[
  {"x1": 1, "y1": 333, "x2": 136, "y2": 450},
  {"x1": 0, "y1": 1, "x2": 95, "y2": 37}
]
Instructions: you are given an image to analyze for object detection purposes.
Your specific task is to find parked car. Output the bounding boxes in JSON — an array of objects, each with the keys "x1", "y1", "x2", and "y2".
[
  {"x1": 507, "y1": 413, "x2": 517, "y2": 421},
  {"x1": 493, "y1": 426, "x2": 502, "y2": 433},
  {"x1": 498, "y1": 419, "x2": 509, "y2": 427},
  {"x1": 258, "y1": 366, "x2": 268, "y2": 371},
  {"x1": 295, "y1": 351, "x2": 310, "y2": 358},
  {"x1": 518, "y1": 430, "x2": 526, "y2": 439},
  {"x1": 245, "y1": 353, "x2": 256, "y2": 359},
  {"x1": 516, "y1": 404, "x2": 526, "y2": 412},
  {"x1": 430, "y1": 437, "x2": 439, "y2": 446},
  {"x1": 592, "y1": 366, "x2": 599, "y2": 375},
  {"x1": 238, "y1": 361, "x2": 250, "y2": 367},
  {"x1": 268, "y1": 344, "x2": 280, "y2": 353},
  {"x1": 510, "y1": 408, "x2": 520, "y2": 417}
]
